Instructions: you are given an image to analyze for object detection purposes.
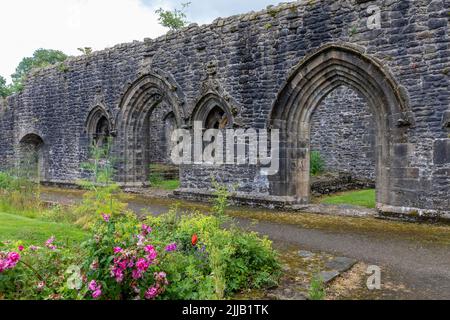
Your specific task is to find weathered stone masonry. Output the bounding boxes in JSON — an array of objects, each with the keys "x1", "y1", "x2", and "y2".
[{"x1": 0, "y1": 0, "x2": 449, "y2": 218}]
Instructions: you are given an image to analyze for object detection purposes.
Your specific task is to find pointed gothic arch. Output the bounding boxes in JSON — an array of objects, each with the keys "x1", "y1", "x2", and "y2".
[
  {"x1": 191, "y1": 93, "x2": 234, "y2": 129},
  {"x1": 268, "y1": 44, "x2": 414, "y2": 208},
  {"x1": 115, "y1": 73, "x2": 185, "y2": 186}
]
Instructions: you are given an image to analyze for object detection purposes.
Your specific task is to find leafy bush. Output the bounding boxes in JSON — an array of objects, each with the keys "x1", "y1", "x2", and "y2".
[
  {"x1": 0, "y1": 239, "x2": 81, "y2": 300},
  {"x1": 145, "y1": 208, "x2": 281, "y2": 299},
  {"x1": 310, "y1": 151, "x2": 325, "y2": 176}
]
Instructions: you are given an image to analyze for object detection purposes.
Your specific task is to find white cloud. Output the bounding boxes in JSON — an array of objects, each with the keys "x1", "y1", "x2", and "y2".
[{"x1": 0, "y1": 0, "x2": 167, "y2": 83}]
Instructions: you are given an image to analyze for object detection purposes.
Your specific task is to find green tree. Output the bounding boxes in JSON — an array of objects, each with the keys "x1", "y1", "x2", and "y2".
[
  {"x1": 0, "y1": 76, "x2": 11, "y2": 98},
  {"x1": 155, "y1": 2, "x2": 191, "y2": 31},
  {"x1": 77, "y1": 47, "x2": 93, "y2": 55},
  {"x1": 10, "y1": 49, "x2": 68, "y2": 93}
]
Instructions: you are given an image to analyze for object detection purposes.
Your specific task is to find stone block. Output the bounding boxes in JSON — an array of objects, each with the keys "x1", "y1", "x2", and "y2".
[{"x1": 434, "y1": 140, "x2": 450, "y2": 165}]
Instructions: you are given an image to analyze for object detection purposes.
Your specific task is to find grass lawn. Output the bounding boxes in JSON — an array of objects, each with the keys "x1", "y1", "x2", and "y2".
[
  {"x1": 0, "y1": 212, "x2": 88, "y2": 245},
  {"x1": 319, "y1": 189, "x2": 376, "y2": 209},
  {"x1": 152, "y1": 179, "x2": 180, "y2": 191}
]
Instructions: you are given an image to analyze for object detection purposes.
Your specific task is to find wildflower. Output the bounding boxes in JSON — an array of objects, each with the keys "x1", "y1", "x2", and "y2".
[
  {"x1": 144, "y1": 287, "x2": 159, "y2": 300},
  {"x1": 92, "y1": 289, "x2": 102, "y2": 299},
  {"x1": 165, "y1": 243, "x2": 177, "y2": 252},
  {"x1": 88, "y1": 280, "x2": 102, "y2": 299},
  {"x1": 142, "y1": 224, "x2": 152, "y2": 236},
  {"x1": 88, "y1": 280, "x2": 99, "y2": 292},
  {"x1": 192, "y1": 234, "x2": 198, "y2": 246},
  {"x1": 136, "y1": 258, "x2": 149, "y2": 272},
  {"x1": 29, "y1": 246, "x2": 39, "y2": 251},
  {"x1": 102, "y1": 214, "x2": 111, "y2": 222},
  {"x1": 132, "y1": 269, "x2": 143, "y2": 280},
  {"x1": 145, "y1": 245, "x2": 157, "y2": 262},
  {"x1": 7, "y1": 252, "x2": 20, "y2": 264},
  {"x1": 154, "y1": 272, "x2": 168, "y2": 286},
  {"x1": 18, "y1": 245, "x2": 24, "y2": 252},
  {"x1": 136, "y1": 234, "x2": 145, "y2": 246},
  {"x1": 90, "y1": 260, "x2": 99, "y2": 271},
  {"x1": 37, "y1": 281, "x2": 46, "y2": 292},
  {"x1": 113, "y1": 247, "x2": 123, "y2": 254},
  {"x1": 45, "y1": 236, "x2": 57, "y2": 250}
]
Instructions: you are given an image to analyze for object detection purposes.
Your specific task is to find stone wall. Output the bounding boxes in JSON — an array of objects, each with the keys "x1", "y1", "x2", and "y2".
[
  {"x1": 310, "y1": 86, "x2": 376, "y2": 180},
  {"x1": 0, "y1": 0, "x2": 449, "y2": 217}
]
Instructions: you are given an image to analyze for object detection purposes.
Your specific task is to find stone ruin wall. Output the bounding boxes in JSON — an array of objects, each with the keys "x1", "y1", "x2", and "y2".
[{"x1": 0, "y1": 0, "x2": 448, "y2": 216}]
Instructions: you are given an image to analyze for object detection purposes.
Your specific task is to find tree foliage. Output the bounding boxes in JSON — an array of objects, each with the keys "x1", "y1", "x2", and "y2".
[
  {"x1": 10, "y1": 49, "x2": 68, "y2": 93},
  {"x1": 77, "y1": 47, "x2": 93, "y2": 55},
  {"x1": 155, "y1": 2, "x2": 191, "y2": 31},
  {"x1": 0, "y1": 76, "x2": 11, "y2": 98}
]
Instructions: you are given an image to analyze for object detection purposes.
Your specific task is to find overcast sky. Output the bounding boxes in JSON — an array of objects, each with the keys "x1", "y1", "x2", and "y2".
[{"x1": 0, "y1": 0, "x2": 278, "y2": 83}]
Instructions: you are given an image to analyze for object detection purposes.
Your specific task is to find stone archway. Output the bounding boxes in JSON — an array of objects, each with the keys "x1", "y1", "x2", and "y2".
[
  {"x1": 115, "y1": 73, "x2": 185, "y2": 186},
  {"x1": 18, "y1": 133, "x2": 46, "y2": 181},
  {"x1": 269, "y1": 44, "x2": 414, "y2": 209},
  {"x1": 85, "y1": 105, "x2": 112, "y2": 147},
  {"x1": 191, "y1": 93, "x2": 234, "y2": 129}
]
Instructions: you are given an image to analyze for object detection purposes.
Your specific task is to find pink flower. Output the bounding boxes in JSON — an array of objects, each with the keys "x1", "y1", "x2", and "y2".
[
  {"x1": 7, "y1": 252, "x2": 20, "y2": 263},
  {"x1": 45, "y1": 237, "x2": 57, "y2": 250},
  {"x1": 132, "y1": 269, "x2": 143, "y2": 280},
  {"x1": 111, "y1": 266, "x2": 124, "y2": 283},
  {"x1": 144, "y1": 245, "x2": 155, "y2": 253},
  {"x1": 144, "y1": 245, "x2": 157, "y2": 262},
  {"x1": 18, "y1": 245, "x2": 24, "y2": 252},
  {"x1": 88, "y1": 280, "x2": 99, "y2": 292},
  {"x1": 136, "y1": 258, "x2": 149, "y2": 272},
  {"x1": 165, "y1": 243, "x2": 177, "y2": 252},
  {"x1": 113, "y1": 247, "x2": 123, "y2": 254},
  {"x1": 145, "y1": 287, "x2": 159, "y2": 300},
  {"x1": 142, "y1": 224, "x2": 152, "y2": 235},
  {"x1": 92, "y1": 289, "x2": 102, "y2": 299},
  {"x1": 102, "y1": 214, "x2": 111, "y2": 222}
]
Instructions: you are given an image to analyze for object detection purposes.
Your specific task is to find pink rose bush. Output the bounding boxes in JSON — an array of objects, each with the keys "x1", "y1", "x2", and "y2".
[
  {"x1": 81, "y1": 215, "x2": 174, "y2": 300},
  {"x1": 0, "y1": 251, "x2": 21, "y2": 273}
]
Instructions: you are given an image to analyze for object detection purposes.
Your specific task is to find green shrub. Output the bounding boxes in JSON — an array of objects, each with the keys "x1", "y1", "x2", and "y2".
[
  {"x1": 0, "y1": 239, "x2": 81, "y2": 300},
  {"x1": 310, "y1": 151, "x2": 325, "y2": 176},
  {"x1": 145, "y1": 207, "x2": 281, "y2": 299}
]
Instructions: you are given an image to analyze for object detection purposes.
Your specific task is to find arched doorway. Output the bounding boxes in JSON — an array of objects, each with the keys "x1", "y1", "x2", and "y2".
[
  {"x1": 18, "y1": 133, "x2": 46, "y2": 182},
  {"x1": 310, "y1": 85, "x2": 376, "y2": 182},
  {"x1": 85, "y1": 105, "x2": 112, "y2": 148},
  {"x1": 191, "y1": 93, "x2": 234, "y2": 130},
  {"x1": 269, "y1": 44, "x2": 414, "y2": 208},
  {"x1": 115, "y1": 73, "x2": 185, "y2": 186}
]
